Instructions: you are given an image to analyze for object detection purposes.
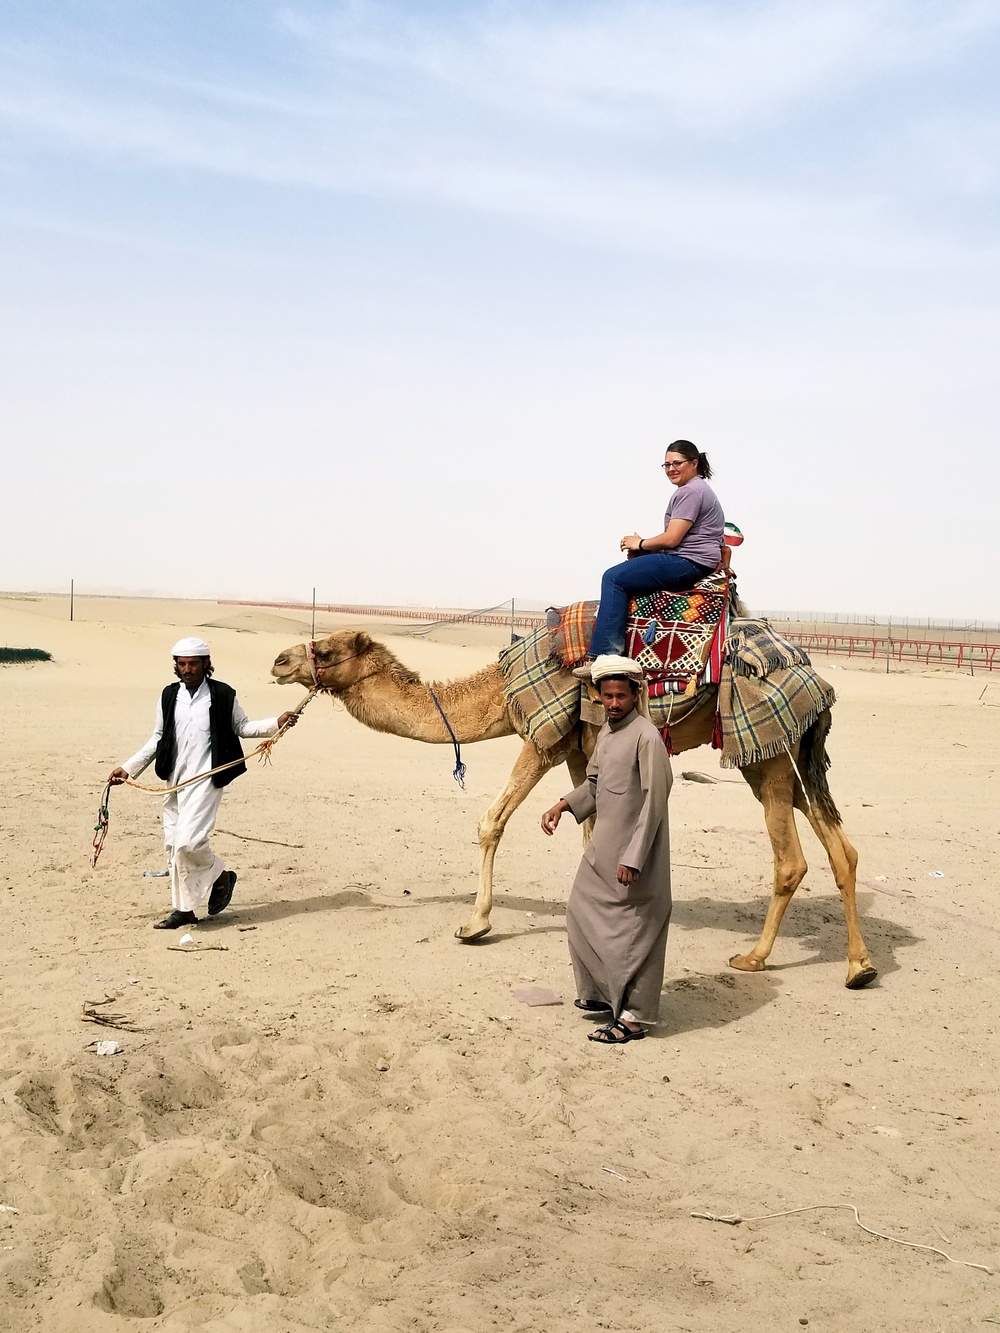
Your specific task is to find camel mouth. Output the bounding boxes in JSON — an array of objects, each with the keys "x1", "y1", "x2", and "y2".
[{"x1": 271, "y1": 648, "x2": 306, "y2": 684}]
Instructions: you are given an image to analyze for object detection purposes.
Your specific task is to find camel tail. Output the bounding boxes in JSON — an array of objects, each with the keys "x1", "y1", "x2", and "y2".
[
  {"x1": 797, "y1": 708, "x2": 842, "y2": 825},
  {"x1": 730, "y1": 590, "x2": 751, "y2": 619}
]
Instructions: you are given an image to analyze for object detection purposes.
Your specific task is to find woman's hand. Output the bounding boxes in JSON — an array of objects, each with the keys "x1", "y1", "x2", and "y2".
[
  {"x1": 541, "y1": 800, "x2": 569, "y2": 835},
  {"x1": 617, "y1": 865, "x2": 638, "y2": 886}
]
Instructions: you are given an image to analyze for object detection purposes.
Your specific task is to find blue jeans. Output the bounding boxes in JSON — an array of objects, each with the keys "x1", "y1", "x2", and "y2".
[{"x1": 588, "y1": 552, "x2": 711, "y2": 658}]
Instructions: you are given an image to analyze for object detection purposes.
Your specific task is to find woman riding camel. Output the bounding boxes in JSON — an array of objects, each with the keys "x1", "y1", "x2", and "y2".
[{"x1": 586, "y1": 439, "x2": 725, "y2": 660}]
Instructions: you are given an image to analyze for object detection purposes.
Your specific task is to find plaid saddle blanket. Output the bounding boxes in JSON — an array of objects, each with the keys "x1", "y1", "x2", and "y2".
[
  {"x1": 498, "y1": 625, "x2": 581, "y2": 754},
  {"x1": 717, "y1": 656, "x2": 836, "y2": 769},
  {"x1": 548, "y1": 570, "x2": 732, "y2": 694},
  {"x1": 724, "y1": 618, "x2": 810, "y2": 678}
]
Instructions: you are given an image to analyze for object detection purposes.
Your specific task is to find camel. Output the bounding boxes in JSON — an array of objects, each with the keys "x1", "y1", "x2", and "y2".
[{"x1": 271, "y1": 629, "x2": 877, "y2": 989}]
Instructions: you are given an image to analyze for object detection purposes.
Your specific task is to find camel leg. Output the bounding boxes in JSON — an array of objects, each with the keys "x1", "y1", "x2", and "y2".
[
  {"x1": 729, "y1": 754, "x2": 808, "y2": 974},
  {"x1": 455, "y1": 740, "x2": 555, "y2": 942},
  {"x1": 798, "y1": 799, "x2": 877, "y2": 989}
]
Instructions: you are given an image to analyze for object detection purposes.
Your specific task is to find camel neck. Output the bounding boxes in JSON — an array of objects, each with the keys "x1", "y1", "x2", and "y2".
[{"x1": 339, "y1": 657, "x2": 511, "y2": 745}]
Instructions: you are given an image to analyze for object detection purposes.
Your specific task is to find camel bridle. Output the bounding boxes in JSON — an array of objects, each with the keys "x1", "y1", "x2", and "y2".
[
  {"x1": 304, "y1": 639, "x2": 380, "y2": 693},
  {"x1": 303, "y1": 639, "x2": 466, "y2": 787}
]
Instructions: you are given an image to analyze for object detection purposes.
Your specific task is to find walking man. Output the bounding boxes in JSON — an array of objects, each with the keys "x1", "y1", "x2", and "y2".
[
  {"x1": 540, "y1": 655, "x2": 672, "y2": 1044},
  {"x1": 108, "y1": 637, "x2": 298, "y2": 929}
]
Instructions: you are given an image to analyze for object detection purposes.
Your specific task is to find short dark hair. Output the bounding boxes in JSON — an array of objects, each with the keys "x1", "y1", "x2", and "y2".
[{"x1": 667, "y1": 438, "x2": 712, "y2": 480}]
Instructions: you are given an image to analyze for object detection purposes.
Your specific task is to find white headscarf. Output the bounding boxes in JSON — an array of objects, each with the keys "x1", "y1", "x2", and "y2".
[
  {"x1": 171, "y1": 637, "x2": 211, "y2": 657},
  {"x1": 590, "y1": 654, "x2": 644, "y2": 683}
]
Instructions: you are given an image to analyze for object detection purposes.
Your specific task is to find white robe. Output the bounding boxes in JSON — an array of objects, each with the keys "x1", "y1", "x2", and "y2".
[{"x1": 123, "y1": 681, "x2": 278, "y2": 914}]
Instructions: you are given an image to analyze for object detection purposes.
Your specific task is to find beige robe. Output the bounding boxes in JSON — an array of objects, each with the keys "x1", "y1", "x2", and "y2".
[{"x1": 563, "y1": 708, "x2": 672, "y2": 1024}]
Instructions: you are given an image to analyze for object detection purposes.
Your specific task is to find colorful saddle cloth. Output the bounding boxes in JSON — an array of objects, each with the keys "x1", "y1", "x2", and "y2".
[{"x1": 548, "y1": 570, "x2": 733, "y2": 694}]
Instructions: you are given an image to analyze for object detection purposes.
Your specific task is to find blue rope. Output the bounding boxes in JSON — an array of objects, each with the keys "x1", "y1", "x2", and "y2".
[{"x1": 428, "y1": 688, "x2": 467, "y2": 788}]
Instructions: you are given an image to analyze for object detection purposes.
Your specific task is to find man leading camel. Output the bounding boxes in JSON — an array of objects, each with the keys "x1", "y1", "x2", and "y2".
[{"x1": 108, "y1": 637, "x2": 298, "y2": 930}]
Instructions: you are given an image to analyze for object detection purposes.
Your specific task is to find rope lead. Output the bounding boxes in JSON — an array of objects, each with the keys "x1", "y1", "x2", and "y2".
[
  {"x1": 90, "y1": 688, "x2": 317, "y2": 868},
  {"x1": 429, "y1": 688, "x2": 467, "y2": 788},
  {"x1": 92, "y1": 782, "x2": 112, "y2": 868}
]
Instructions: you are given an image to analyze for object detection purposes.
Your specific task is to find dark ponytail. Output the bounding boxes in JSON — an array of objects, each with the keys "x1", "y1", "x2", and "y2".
[{"x1": 667, "y1": 438, "x2": 712, "y2": 480}]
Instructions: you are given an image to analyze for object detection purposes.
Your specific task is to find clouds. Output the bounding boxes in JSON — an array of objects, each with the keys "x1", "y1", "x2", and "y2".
[
  {"x1": 0, "y1": 2, "x2": 998, "y2": 614},
  {"x1": 282, "y1": 0, "x2": 998, "y2": 135},
  {"x1": 2, "y1": 0, "x2": 998, "y2": 265}
]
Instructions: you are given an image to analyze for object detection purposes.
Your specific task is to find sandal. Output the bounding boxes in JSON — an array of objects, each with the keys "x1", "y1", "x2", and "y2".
[
  {"x1": 574, "y1": 999, "x2": 612, "y2": 1013},
  {"x1": 208, "y1": 870, "x2": 237, "y2": 917},
  {"x1": 153, "y1": 910, "x2": 197, "y2": 931},
  {"x1": 588, "y1": 1021, "x2": 645, "y2": 1045}
]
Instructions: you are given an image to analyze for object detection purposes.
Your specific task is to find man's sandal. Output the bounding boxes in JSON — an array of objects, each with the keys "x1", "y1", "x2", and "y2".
[
  {"x1": 588, "y1": 1021, "x2": 646, "y2": 1044},
  {"x1": 153, "y1": 910, "x2": 197, "y2": 930},
  {"x1": 208, "y1": 871, "x2": 237, "y2": 917},
  {"x1": 574, "y1": 999, "x2": 612, "y2": 1013}
]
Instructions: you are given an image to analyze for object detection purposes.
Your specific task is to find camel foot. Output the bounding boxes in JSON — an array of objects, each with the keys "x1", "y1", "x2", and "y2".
[
  {"x1": 728, "y1": 952, "x2": 766, "y2": 973},
  {"x1": 455, "y1": 922, "x2": 492, "y2": 943},
  {"x1": 845, "y1": 964, "x2": 878, "y2": 990}
]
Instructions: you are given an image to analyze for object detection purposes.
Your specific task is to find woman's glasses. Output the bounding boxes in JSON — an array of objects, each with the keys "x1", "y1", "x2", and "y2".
[{"x1": 661, "y1": 461, "x2": 689, "y2": 472}]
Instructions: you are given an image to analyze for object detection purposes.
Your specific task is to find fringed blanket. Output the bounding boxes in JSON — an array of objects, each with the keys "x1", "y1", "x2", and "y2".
[
  {"x1": 547, "y1": 600, "x2": 598, "y2": 670},
  {"x1": 498, "y1": 626, "x2": 581, "y2": 754},
  {"x1": 502, "y1": 613, "x2": 834, "y2": 767},
  {"x1": 724, "y1": 618, "x2": 810, "y2": 678},
  {"x1": 717, "y1": 660, "x2": 836, "y2": 768}
]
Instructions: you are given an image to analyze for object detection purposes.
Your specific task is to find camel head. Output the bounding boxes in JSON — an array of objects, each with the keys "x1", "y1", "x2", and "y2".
[{"x1": 271, "y1": 629, "x2": 377, "y2": 694}]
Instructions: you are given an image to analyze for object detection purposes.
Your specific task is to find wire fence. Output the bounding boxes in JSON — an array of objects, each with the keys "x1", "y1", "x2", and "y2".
[
  {"x1": 218, "y1": 598, "x2": 548, "y2": 633},
  {"x1": 216, "y1": 596, "x2": 1000, "y2": 672},
  {"x1": 758, "y1": 609, "x2": 1000, "y2": 635}
]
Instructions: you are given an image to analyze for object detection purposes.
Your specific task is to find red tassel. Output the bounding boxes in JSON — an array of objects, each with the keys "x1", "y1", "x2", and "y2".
[
  {"x1": 661, "y1": 724, "x2": 676, "y2": 755},
  {"x1": 711, "y1": 710, "x2": 724, "y2": 750}
]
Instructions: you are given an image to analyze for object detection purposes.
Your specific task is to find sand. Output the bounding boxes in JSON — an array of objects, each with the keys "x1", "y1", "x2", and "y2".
[{"x1": 1, "y1": 593, "x2": 998, "y2": 1331}]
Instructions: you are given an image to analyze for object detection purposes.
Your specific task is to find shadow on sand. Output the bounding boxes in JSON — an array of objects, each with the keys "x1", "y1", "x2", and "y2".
[{"x1": 671, "y1": 888, "x2": 920, "y2": 982}]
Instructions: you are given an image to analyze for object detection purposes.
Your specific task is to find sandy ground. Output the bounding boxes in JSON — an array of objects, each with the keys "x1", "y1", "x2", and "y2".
[{"x1": 1, "y1": 593, "x2": 998, "y2": 1332}]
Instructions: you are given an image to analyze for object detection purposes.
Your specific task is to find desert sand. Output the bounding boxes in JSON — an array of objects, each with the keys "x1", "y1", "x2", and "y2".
[{"x1": 1, "y1": 592, "x2": 998, "y2": 1331}]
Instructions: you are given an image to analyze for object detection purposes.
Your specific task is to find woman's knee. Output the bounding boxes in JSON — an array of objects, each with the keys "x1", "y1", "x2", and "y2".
[{"x1": 600, "y1": 562, "x2": 629, "y2": 595}]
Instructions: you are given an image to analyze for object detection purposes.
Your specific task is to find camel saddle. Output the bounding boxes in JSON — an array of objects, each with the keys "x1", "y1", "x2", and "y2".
[{"x1": 548, "y1": 568, "x2": 734, "y2": 695}]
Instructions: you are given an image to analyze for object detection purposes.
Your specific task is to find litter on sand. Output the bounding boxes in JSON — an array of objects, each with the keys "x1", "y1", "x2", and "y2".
[
  {"x1": 512, "y1": 985, "x2": 562, "y2": 1006},
  {"x1": 142, "y1": 870, "x2": 169, "y2": 878},
  {"x1": 88, "y1": 1039, "x2": 123, "y2": 1056},
  {"x1": 928, "y1": 871, "x2": 945, "y2": 878}
]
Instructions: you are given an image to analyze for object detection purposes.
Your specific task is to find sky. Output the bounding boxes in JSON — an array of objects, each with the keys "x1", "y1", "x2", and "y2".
[{"x1": 2, "y1": 0, "x2": 998, "y2": 619}]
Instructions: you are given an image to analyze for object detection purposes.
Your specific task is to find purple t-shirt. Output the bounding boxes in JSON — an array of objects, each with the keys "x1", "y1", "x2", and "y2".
[{"x1": 664, "y1": 477, "x2": 725, "y2": 569}]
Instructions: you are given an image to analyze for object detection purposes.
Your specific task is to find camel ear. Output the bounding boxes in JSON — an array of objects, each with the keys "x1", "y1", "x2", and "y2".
[{"x1": 349, "y1": 630, "x2": 372, "y2": 654}]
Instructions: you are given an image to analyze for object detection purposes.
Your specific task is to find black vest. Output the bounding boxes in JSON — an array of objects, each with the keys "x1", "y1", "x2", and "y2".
[{"x1": 154, "y1": 679, "x2": 247, "y2": 788}]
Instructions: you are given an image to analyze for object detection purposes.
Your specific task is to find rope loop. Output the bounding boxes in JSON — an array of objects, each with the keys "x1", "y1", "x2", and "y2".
[{"x1": 91, "y1": 688, "x2": 317, "y2": 868}]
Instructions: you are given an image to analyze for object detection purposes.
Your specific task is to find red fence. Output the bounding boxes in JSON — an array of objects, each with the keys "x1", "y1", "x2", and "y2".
[
  {"x1": 218, "y1": 599, "x2": 548, "y2": 632},
  {"x1": 219, "y1": 600, "x2": 1000, "y2": 671},
  {"x1": 781, "y1": 632, "x2": 1000, "y2": 671}
]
